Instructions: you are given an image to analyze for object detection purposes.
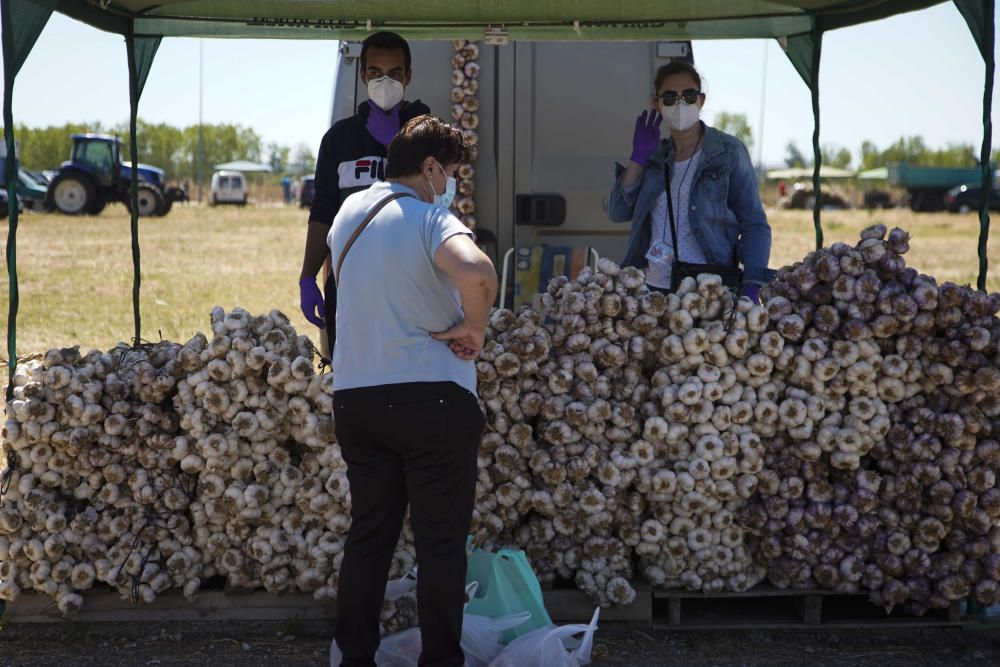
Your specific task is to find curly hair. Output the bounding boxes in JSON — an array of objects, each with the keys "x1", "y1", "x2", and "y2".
[{"x1": 386, "y1": 115, "x2": 476, "y2": 178}]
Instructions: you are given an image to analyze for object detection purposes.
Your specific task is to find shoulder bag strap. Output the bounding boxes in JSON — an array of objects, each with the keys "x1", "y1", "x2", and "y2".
[
  {"x1": 335, "y1": 191, "x2": 413, "y2": 284},
  {"x1": 664, "y1": 163, "x2": 681, "y2": 262},
  {"x1": 663, "y1": 129, "x2": 705, "y2": 264}
]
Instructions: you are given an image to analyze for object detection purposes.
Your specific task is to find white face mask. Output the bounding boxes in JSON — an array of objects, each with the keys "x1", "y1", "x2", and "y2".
[
  {"x1": 367, "y1": 76, "x2": 404, "y2": 111},
  {"x1": 663, "y1": 101, "x2": 701, "y2": 131},
  {"x1": 428, "y1": 162, "x2": 457, "y2": 209}
]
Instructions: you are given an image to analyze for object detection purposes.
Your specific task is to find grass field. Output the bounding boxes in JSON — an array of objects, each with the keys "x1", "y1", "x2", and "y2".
[{"x1": 0, "y1": 203, "x2": 997, "y2": 361}]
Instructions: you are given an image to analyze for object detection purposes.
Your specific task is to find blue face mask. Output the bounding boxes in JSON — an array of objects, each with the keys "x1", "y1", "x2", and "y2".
[{"x1": 429, "y1": 162, "x2": 457, "y2": 209}]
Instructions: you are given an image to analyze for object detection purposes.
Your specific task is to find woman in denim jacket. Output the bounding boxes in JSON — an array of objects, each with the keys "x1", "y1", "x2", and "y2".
[{"x1": 606, "y1": 62, "x2": 772, "y2": 300}]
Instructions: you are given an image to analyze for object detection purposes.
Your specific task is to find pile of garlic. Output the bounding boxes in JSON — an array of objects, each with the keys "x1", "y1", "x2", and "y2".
[
  {"x1": 524, "y1": 262, "x2": 772, "y2": 603},
  {"x1": 171, "y1": 307, "x2": 419, "y2": 632},
  {"x1": 0, "y1": 309, "x2": 419, "y2": 631},
  {"x1": 3, "y1": 226, "x2": 999, "y2": 619},
  {"x1": 467, "y1": 261, "x2": 776, "y2": 605},
  {"x1": 171, "y1": 307, "x2": 346, "y2": 599},
  {"x1": 473, "y1": 307, "x2": 551, "y2": 544},
  {"x1": 450, "y1": 39, "x2": 479, "y2": 230},
  {"x1": 746, "y1": 225, "x2": 1000, "y2": 614},
  {"x1": 1, "y1": 341, "x2": 201, "y2": 614}
]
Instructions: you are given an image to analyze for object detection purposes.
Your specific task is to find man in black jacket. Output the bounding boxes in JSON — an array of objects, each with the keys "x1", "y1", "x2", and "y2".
[{"x1": 299, "y1": 31, "x2": 431, "y2": 337}]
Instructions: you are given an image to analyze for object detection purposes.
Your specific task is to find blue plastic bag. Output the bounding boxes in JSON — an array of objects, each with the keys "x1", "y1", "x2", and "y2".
[{"x1": 465, "y1": 545, "x2": 553, "y2": 642}]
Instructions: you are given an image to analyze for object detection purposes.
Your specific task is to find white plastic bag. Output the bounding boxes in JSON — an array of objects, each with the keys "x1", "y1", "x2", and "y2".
[
  {"x1": 330, "y1": 582, "x2": 531, "y2": 667},
  {"x1": 461, "y1": 610, "x2": 532, "y2": 665},
  {"x1": 331, "y1": 611, "x2": 530, "y2": 667},
  {"x1": 488, "y1": 608, "x2": 600, "y2": 667},
  {"x1": 384, "y1": 566, "x2": 418, "y2": 601}
]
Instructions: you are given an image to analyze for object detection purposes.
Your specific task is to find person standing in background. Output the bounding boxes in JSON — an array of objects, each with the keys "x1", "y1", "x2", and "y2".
[
  {"x1": 606, "y1": 61, "x2": 771, "y2": 301},
  {"x1": 298, "y1": 31, "x2": 431, "y2": 340}
]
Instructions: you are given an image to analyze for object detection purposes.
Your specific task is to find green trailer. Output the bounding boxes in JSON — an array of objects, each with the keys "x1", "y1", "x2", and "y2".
[{"x1": 887, "y1": 162, "x2": 990, "y2": 212}]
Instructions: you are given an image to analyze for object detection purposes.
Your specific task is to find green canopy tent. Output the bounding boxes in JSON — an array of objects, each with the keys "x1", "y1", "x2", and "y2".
[{"x1": 1, "y1": 1, "x2": 995, "y2": 398}]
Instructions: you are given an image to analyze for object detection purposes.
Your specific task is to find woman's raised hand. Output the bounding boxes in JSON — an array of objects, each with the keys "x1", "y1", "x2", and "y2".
[{"x1": 630, "y1": 110, "x2": 662, "y2": 166}]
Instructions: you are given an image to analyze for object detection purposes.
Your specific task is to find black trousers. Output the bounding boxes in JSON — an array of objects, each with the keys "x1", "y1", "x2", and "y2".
[{"x1": 333, "y1": 381, "x2": 484, "y2": 667}]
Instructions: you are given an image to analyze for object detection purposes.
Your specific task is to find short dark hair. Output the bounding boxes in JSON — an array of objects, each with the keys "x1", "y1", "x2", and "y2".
[
  {"x1": 361, "y1": 31, "x2": 412, "y2": 71},
  {"x1": 386, "y1": 116, "x2": 476, "y2": 178},
  {"x1": 654, "y1": 62, "x2": 702, "y2": 92}
]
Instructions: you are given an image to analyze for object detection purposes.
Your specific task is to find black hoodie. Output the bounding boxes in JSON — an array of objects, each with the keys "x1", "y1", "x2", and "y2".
[{"x1": 308, "y1": 99, "x2": 431, "y2": 226}]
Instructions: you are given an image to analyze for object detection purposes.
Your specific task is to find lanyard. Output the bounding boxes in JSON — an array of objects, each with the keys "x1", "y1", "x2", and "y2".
[
  {"x1": 663, "y1": 155, "x2": 698, "y2": 245},
  {"x1": 662, "y1": 132, "x2": 704, "y2": 259}
]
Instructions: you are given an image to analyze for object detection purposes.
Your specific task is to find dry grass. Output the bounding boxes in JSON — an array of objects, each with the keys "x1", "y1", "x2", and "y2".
[
  {"x1": 0, "y1": 202, "x2": 315, "y2": 358},
  {"x1": 0, "y1": 204, "x2": 998, "y2": 361},
  {"x1": 767, "y1": 208, "x2": 1000, "y2": 291}
]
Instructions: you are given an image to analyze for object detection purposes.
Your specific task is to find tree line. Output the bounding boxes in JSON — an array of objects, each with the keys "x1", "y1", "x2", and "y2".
[
  {"x1": 711, "y1": 112, "x2": 993, "y2": 171},
  {"x1": 785, "y1": 137, "x2": 986, "y2": 171},
  {"x1": 1, "y1": 121, "x2": 315, "y2": 183},
  {"x1": 6, "y1": 115, "x2": 988, "y2": 181}
]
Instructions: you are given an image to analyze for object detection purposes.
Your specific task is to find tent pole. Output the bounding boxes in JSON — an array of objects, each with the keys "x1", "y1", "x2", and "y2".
[
  {"x1": 2, "y1": 6, "x2": 20, "y2": 402},
  {"x1": 126, "y1": 20, "x2": 142, "y2": 345},
  {"x1": 2, "y1": 0, "x2": 53, "y2": 399},
  {"x1": 809, "y1": 24, "x2": 823, "y2": 250},
  {"x1": 974, "y1": 2, "x2": 994, "y2": 292}
]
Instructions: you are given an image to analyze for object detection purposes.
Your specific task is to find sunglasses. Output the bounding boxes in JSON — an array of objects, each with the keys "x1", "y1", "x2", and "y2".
[{"x1": 656, "y1": 88, "x2": 701, "y2": 106}]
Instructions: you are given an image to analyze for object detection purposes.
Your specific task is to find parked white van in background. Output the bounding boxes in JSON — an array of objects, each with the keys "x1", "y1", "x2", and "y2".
[{"x1": 210, "y1": 170, "x2": 248, "y2": 206}]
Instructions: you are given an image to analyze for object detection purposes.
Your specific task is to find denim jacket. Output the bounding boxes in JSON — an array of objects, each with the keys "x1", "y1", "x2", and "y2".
[{"x1": 605, "y1": 123, "x2": 772, "y2": 285}]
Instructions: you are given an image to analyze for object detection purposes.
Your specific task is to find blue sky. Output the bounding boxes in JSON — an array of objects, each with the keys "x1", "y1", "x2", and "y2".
[{"x1": 4, "y1": 3, "x2": 998, "y2": 167}]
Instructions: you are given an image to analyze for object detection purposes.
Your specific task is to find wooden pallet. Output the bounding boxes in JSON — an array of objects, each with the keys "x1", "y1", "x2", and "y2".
[
  {"x1": 652, "y1": 585, "x2": 964, "y2": 629},
  {"x1": 3, "y1": 583, "x2": 966, "y2": 629},
  {"x1": 543, "y1": 581, "x2": 651, "y2": 623},
  {"x1": 3, "y1": 585, "x2": 647, "y2": 625},
  {"x1": 5, "y1": 588, "x2": 337, "y2": 624}
]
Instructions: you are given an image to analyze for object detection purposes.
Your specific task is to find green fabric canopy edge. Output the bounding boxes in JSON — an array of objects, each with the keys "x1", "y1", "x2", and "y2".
[
  {"x1": 954, "y1": 0, "x2": 994, "y2": 292},
  {"x1": 34, "y1": 0, "x2": 946, "y2": 41},
  {"x1": 2, "y1": 0, "x2": 52, "y2": 402},
  {"x1": 781, "y1": 27, "x2": 824, "y2": 250},
  {"x1": 126, "y1": 24, "x2": 162, "y2": 346}
]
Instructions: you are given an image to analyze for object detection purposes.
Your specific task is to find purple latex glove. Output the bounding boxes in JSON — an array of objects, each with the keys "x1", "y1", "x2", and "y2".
[
  {"x1": 630, "y1": 110, "x2": 662, "y2": 165},
  {"x1": 366, "y1": 100, "x2": 402, "y2": 147},
  {"x1": 740, "y1": 283, "x2": 762, "y2": 304},
  {"x1": 299, "y1": 278, "x2": 326, "y2": 329}
]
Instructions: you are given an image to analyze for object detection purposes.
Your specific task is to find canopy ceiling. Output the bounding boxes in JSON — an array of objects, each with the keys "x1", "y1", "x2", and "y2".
[{"x1": 47, "y1": 0, "x2": 946, "y2": 40}]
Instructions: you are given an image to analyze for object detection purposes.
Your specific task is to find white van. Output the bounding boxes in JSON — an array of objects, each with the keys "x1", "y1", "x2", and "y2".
[{"x1": 210, "y1": 170, "x2": 248, "y2": 206}]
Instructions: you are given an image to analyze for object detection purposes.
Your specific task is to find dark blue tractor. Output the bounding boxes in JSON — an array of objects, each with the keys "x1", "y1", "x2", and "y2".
[{"x1": 46, "y1": 134, "x2": 186, "y2": 216}]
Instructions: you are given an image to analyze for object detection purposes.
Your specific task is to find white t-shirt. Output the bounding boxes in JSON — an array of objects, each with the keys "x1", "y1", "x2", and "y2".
[
  {"x1": 647, "y1": 151, "x2": 707, "y2": 289},
  {"x1": 327, "y1": 181, "x2": 477, "y2": 394}
]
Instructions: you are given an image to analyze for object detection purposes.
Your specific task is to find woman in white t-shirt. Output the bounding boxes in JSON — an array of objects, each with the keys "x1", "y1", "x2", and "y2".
[{"x1": 329, "y1": 115, "x2": 497, "y2": 666}]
